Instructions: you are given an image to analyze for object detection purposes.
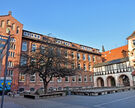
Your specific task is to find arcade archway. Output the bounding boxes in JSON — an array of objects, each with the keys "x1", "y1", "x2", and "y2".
[
  {"x1": 97, "y1": 77, "x2": 104, "y2": 87},
  {"x1": 107, "y1": 76, "x2": 116, "y2": 87},
  {"x1": 119, "y1": 75, "x2": 130, "y2": 86}
]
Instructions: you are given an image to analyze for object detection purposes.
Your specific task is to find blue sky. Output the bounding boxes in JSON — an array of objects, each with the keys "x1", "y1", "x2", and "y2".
[{"x1": 1, "y1": 0, "x2": 135, "y2": 51}]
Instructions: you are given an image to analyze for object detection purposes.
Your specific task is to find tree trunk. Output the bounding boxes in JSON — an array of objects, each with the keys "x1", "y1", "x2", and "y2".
[{"x1": 43, "y1": 80, "x2": 48, "y2": 94}]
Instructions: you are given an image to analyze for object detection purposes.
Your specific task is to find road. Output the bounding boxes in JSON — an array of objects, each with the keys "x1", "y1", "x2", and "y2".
[{"x1": 1, "y1": 90, "x2": 135, "y2": 108}]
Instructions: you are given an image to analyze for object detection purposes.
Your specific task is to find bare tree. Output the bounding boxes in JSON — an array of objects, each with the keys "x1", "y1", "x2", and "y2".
[{"x1": 18, "y1": 44, "x2": 80, "y2": 94}]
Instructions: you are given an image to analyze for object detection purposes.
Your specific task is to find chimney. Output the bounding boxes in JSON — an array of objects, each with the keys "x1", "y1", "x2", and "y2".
[{"x1": 8, "y1": 11, "x2": 12, "y2": 16}]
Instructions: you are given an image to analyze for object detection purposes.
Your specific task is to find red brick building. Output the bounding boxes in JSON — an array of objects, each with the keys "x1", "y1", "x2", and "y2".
[{"x1": 0, "y1": 12, "x2": 102, "y2": 91}]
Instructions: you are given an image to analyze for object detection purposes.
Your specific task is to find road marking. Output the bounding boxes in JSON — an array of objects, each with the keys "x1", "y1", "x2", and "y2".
[{"x1": 94, "y1": 95, "x2": 135, "y2": 108}]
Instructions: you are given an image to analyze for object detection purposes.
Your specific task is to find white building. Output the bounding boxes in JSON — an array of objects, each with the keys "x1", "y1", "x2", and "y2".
[{"x1": 93, "y1": 57, "x2": 134, "y2": 87}]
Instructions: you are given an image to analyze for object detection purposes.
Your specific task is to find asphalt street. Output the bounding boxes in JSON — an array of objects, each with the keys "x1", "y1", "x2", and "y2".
[{"x1": 1, "y1": 90, "x2": 135, "y2": 108}]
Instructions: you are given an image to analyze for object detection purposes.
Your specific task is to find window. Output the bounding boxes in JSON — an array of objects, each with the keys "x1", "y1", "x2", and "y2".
[
  {"x1": 9, "y1": 51, "x2": 15, "y2": 57},
  {"x1": 19, "y1": 88, "x2": 24, "y2": 92},
  {"x1": 12, "y1": 23, "x2": 15, "y2": 30},
  {"x1": 8, "y1": 61, "x2": 14, "y2": 67},
  {"x1": 34, "y1": 34, "x2": 37, "y2": 38},
  {"x1": 7, "y1": 70, "x2": 13, "y2": 76},
  {"x1": 133, "y1": 40, "x2": 135, "y2": 46},
  {"x1": 32, "y1": 44, "x2": 36, "y2": 52},
  {"x1": 16, "y1": 26, "x2": 19, "y2": 34},
  {"x1": 78, "y1": 63, "x2": 81, "y2": 69},
  {"x1": 64, "y1": 50, "x2": 68, "y2": 57},
  {"x1": 20, "y1": 56, "x2": 27, "y2": 66},
  {"x1": 22, "y1": 42, "x2": 27, "y2": 51},
  {"x1": 84, "y1": 75, "x2": 87, "y2": 82},
  {"x1": 30, "y1": 74, "x2": 36, "y2": 82},
  {"x1": 65, "y1": 76, "x2": 69, "y2": 82},
  {"x1": 78, "y1": 75, "x2": 82, "y2": 82},
  {"x1": 1, "y1": 20, "x2": 5, "y2": 28},
  {"x1": 83, "y1": 54, "x2": 85, "y2": 60},
  {"x1": 10, "y1": 43, "x2": 16, "y2": 50},
  {"x1": 72, "y1": 76, "x2": 76, "y2": 82},
  {"x1": 88, "y1": 55, "x2": 91, "y2": 61},
  {"x1": 30, "y1": 88, "x2": 35, "y2": 91},
  {"x1": 93, "y1": 56, "x2": 95, "y2": 62},
  {"x1": 37, "y1": 35, "x2": 40, "y2": 39},
  {"x1": 89, "y1": 64, "x2": 91, "y2": 71},
  {"x1": 57, "y1": 77, "x2": 62, "y2": 83},
  {"x1": 19, "y1": 73, "x2": 25, "y2": 82},
  {"x1": 84, "y1": 63, "x2": 86, "y2": 71},
  {"x1": 71, "y1": 52, "x2": 74, "y2": 58},
  {"x1": 77, "y1": 53, "x2": 80, "y2": 60},
  {"x1": 6, "y1": 27, "x2": 10, "y2": 34},
  {"x1": 40, "y1": 45, "x2": 45, "y2": 54},
  {"x1": 89, "y1": 75, "x2": 93, "y2": 82},
  {"x1": 11, "y1": 38, "x2": 16, "y2": 42},
  {"x1": 71, "y1": 63, "x2": 75, "y2": 69},
  {"x1": 7, "y1": 20, "x2": 10, "y2": 25},
  {"x1": 40, "y1": 77, "x2": 43, "y2": 82}
]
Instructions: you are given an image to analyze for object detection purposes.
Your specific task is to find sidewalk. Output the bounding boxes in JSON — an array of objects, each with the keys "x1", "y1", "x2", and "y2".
[{"x1": 3, "y1": 102, "x2": 25, "y2": 108}]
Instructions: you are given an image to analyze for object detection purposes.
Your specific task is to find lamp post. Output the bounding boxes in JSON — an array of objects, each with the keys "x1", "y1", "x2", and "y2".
[{"x1": 0, "y1": 29, "x2": 11, "y2": 108}]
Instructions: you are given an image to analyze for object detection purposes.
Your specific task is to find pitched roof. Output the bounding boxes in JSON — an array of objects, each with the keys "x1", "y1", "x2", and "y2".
[
  {"x1": 94, "y1": 57, "x2": 129, "y2": 68},
  {"x1": 102, "y1": 45, "x2": 128, "y2": 62},
  {"x1": 127, "y1": 31, "x2": 135, "y2": 40}
]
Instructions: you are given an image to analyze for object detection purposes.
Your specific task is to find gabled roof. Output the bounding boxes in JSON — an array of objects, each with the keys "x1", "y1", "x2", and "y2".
[
  {"x1": 94, "y1": 57, "x2": 129, "y2": 68},
  {"x1": 0, "y1": 12, "x2": 23, "y2": 26},
  {"x1": 102, "y1": 45, "x2": 128, "y2": 62},
  {"x1": 127, "y1": 31, "x2": 135, "y2": 40}
]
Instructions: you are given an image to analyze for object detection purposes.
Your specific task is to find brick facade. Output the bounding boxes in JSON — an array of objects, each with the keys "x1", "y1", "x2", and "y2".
[{"x1": 0, "y1": 12, "x2": 102, "y2": 91}]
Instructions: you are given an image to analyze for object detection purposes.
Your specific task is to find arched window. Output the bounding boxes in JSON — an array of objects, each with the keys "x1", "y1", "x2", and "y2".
[
  {"x1": 1, "y1": 20, "x2": 5, "y2": 28},
  {"x1": 12, "y1": 23, "x2": 15, "y2": 30},
  {"x1": 16, "y1": 26, "x2": 19, "y2": 34},
  {"x1": 7, "y1": 20, "x2": 10, "y2": 25}
]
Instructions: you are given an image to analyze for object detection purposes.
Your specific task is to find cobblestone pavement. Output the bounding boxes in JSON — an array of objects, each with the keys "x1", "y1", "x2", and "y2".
[{"x1": 1, "y1": 90, "x2": 135, "y2": 108}]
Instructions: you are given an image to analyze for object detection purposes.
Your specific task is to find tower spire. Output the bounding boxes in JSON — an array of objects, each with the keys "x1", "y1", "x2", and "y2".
[{"x1": 102, "y1": 45, "x2": 105, "y2": 52}]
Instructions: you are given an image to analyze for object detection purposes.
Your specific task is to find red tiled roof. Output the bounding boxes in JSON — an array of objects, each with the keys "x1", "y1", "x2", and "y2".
[{"x1": 102, "y1": 45, "x2": 128, "y2": 62}]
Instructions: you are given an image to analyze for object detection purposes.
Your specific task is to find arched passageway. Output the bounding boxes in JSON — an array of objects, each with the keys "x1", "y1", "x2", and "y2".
[
  {"x1": 119, "y1": 75, "x2": 130, "y2": 86},
  {"x1": 97, "y1": 77, "x2": 104, "y2": 87},
  {"x1": 107, "y1": 76, "x2": 116, "y2": 87}
]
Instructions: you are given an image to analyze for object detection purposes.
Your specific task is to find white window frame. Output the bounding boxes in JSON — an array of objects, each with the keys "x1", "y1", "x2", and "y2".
[
  {"x1": 19, "y1": 73, "x2": 25, "y2": 82},
  {"x1": 72, "y1": 76, "x2": 76, "y2": 82},
  {"x1": 65, "y1": 76, "x2": 69, "y2": 82},
  {"x1": 30, "y1": 74, "x2": 36, "y2": 82}
]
